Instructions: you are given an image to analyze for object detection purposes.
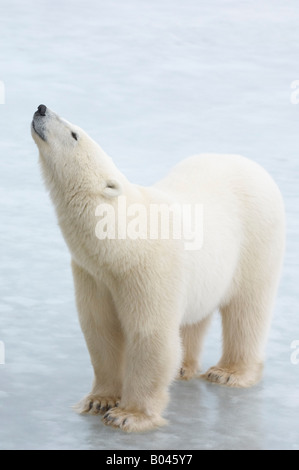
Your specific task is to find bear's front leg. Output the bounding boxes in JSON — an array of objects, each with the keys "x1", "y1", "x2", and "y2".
[
  {"x1": 102, "y1": 272, "x2": 182, "y2": 432},
  {"x1": 71, "y1": 261, "x2": 124, "y2": 415},
  {"x1": 102, "y1": 328, "x2": 181, "y2": 432}
]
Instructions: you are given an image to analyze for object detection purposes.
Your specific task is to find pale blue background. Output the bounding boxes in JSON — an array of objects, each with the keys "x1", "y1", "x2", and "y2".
[{"x1": 0, "y1": 0, "x2": 298, "y2": 450}]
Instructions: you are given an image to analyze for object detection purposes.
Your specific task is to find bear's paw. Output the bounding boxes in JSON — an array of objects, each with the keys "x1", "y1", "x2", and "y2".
[
  {"x1": 102, "y1": 407, "x2": 167, "y2": 432},
  {"x1": 177, "y1": 364, "x2": 200, "y2": 381},
  {"x1": 73, "y1": 394, "x2": 120, "y2": 415},
  {"x1": 202, "y1": 364, "x2": 263, "y2": 388}
]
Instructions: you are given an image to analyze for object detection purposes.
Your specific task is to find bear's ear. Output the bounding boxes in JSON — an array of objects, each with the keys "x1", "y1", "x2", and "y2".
[{"x1": 102, "y1": 179, "x2": 122, "y2": 198}]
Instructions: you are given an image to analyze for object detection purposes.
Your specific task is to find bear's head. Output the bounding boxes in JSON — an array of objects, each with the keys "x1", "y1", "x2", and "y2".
[{"x1": 31, "y1": 105, "x2": 123, "y2": 199}]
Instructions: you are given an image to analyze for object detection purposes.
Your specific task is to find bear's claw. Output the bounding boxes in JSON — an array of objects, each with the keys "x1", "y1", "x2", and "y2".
[
  {"x1": 102, "y1": 407, "x2": 167, "y2": 432},
  {"x1": 202, "y1": 364, "x2": 263, "y2": 388},
  {"x1": 73, "y1": 395, "x2": 120, "y2": 415}
]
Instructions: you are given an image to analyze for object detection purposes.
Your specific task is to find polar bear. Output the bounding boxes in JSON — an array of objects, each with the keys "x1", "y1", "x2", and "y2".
[{"x1": 31, "y1": 104, "x2": 285, "y2": 432}]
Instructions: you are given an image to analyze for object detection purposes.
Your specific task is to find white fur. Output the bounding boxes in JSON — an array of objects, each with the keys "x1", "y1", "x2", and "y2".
[{"x1": 32, "y1": 107, "x2": 285, "y2": 432}]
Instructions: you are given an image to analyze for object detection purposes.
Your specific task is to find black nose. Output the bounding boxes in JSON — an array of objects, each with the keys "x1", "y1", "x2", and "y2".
[{"x1": 37, "y1": 104, "x2": 47, "y2": 116}]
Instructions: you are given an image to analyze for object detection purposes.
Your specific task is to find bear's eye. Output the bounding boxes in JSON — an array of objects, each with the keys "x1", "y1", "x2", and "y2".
[{"x1": 71, "y1": 132, "x2": 78, "y2": 141}]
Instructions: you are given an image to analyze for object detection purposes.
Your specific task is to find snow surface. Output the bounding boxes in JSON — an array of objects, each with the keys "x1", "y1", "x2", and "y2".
[{"x1": 0, "y1": 0, "x2": 299, "y2": 450}]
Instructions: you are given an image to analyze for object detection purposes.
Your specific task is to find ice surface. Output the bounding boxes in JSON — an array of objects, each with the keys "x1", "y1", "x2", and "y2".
[{"x1": 0, "y1": 0, "x2": 299, "y2": 450}]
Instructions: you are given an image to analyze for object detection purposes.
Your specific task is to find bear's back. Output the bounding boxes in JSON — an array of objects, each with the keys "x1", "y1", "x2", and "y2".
[{"x1": 154, "y1": 153, "x2": 283, "y2": 214}]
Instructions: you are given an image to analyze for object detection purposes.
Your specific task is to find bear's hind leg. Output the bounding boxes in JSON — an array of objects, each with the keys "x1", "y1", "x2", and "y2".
[
  {"x1": 178, "y1": 315, "x2": 212, "y2": 380},
  {"x1": 203, "y1": 291, "x2": 273, "y2": 387}
]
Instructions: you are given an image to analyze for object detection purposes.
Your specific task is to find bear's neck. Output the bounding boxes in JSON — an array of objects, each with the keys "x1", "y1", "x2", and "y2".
[{"x1": 39, "y1": 153, "x2": 141, "y2": 275}]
